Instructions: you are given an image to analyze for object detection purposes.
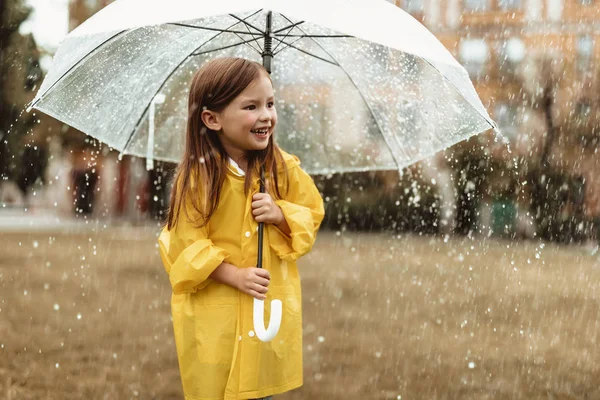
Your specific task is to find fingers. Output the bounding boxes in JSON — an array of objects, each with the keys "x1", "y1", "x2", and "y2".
[
  {"x1": 252, "y1": 204, "x2": 268, "y2": 216},
  {"x1": 254, "y1": 268, "x2": 271, "y2": 280},
  {"x1": 249, "y1": 289, "x2": 267, "y2": 300},
  {"x1": 248, "y1": 282, "x2": 268, "y2": 300},
  {"x1": 252, "y1": 193, "x2": 266, "y2": 201},
  {"x1": 255, "y1": 276, "x2": 270, "y2": 288},
  {"x1": 252, "y1": 194, "x2": 271, "y2": 207},
  {"x1": 252, "y1": 194, "x2": 276, "y2": 225},
  {"x1": 239, "y1": 268, "x2": 271, "y2": 300},
  {"x1": 253, "y1": 282, "x2": 268, "y2": 294}
]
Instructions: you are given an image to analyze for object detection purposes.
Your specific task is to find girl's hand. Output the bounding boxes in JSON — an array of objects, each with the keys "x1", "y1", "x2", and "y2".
[
  {"x1": 252, "y1": 192, "x2": 284, "y2": 225},
  {"x1": 234, "y1": 267, "x2": 270, "y2": 300}
]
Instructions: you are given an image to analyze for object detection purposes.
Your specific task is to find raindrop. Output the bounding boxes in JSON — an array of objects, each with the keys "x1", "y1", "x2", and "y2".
[
  {"x1": 468, "y1": 361, "x2": 476, "y2": 369},
  {"x1": 53, "y1": 304, "x2": 60, "y2": 311}
]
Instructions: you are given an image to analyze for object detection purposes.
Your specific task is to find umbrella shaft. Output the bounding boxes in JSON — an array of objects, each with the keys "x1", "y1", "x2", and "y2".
[
  {"x1": 262, "y1": 11, "x2": 273, "y2": 73},
  {"x1": 257, "y1": 222, "x2": 264, "y2": 268},
  {"x1": 257, "y1": 168, "x2": 266, "y2": 268},
  {"x1": 258, "y1": 11, "x2": 272, "y2": 268}
]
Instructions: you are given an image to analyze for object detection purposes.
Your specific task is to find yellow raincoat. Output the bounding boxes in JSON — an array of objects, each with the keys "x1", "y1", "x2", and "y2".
[{"x1": 158, "y1": 150, "x2": 325, "y2": 400}]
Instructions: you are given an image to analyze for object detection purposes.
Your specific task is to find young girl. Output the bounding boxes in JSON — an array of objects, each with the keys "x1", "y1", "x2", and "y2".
[{"x1": 158, "y1": 57, "x2": 325, "y2": 400}]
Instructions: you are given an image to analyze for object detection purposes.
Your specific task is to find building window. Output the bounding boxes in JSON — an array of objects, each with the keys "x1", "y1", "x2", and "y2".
[
  {"x1": 525, "y1": 0, "x2": 542, "y2": 20},
  {"x1": 577, "y1": 34, "x2": 594, "y2": 74},
  {"x1": 547, "y1": 0, "x2": 563, "y2": 20},
  {"x1": 494, "y1": 103, "x2": 519, "y2": 139},
  {"x1": 497, "y1": 37, "x2": 525, "y2": 76},
  {"x1": 460, "y1": 38, "x2": 489, "y2": 79},
  {"x1": 464, "y1": 0, "x2": 490, "y2": 11},
  {"x1": 498, "y1": 0, "x2": 521, "y2": 9},
  {"x1": 404, "y1": 0, "x2": 424, "y2": 13}
]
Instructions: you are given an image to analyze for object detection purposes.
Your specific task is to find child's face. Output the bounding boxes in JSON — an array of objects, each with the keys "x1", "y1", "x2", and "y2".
[{"x1": 213, "y1": 72, "x2": 277, "y2": 158}]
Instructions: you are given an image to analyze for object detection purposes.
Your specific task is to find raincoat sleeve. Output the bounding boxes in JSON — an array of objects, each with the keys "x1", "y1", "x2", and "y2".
[
  {"x1": 269, "y1": 164, "x2": 325, "y2": 262},
  {"x1": 158, "y1": 203, "x2": 229, "y2": 295}
]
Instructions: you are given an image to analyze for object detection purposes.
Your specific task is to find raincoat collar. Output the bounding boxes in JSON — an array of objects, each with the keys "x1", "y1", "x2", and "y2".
[{"x1": 228, "y1": 157, "x2": 245, "y2": 177}]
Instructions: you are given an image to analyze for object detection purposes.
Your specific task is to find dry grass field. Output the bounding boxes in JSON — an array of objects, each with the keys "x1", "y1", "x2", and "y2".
[{"x1": 1, "y1": 227, "x2": 600, "y2": 399}]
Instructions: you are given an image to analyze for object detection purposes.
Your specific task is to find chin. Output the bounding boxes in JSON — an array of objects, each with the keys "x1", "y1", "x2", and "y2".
[
  {"x1": 252, "y1": 137, "x2": 271, "y2": 150},
  {"x1": 255, "y1": 142, "x2": 270, "y2": 151}
]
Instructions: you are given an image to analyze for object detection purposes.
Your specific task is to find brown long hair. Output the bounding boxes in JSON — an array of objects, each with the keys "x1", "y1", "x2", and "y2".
[{"x1": 166, "y1": 57, "x2": 288, "y2": 230}]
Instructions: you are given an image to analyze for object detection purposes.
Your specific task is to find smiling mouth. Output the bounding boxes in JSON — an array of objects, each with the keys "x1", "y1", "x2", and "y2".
[{"x1": 251, "y1": 128, "x2": 269, "y2": 137}]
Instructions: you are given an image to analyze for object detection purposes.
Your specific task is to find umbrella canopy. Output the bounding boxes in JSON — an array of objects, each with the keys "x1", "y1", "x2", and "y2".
[{"x1": 29, "y1": 0, "x2": 497, "y2": 174}]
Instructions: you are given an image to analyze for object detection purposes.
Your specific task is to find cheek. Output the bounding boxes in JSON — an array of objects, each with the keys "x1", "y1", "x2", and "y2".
[
  {"x1": 242, "y1": 113, "x2": 257, "y2": 126},
  {"x1": 271, "y1": 110, "x2": 278, "y2": 125}
]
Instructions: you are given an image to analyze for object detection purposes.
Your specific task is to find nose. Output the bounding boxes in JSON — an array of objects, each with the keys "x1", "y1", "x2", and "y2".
[{"x1": 259, "y1": 106, "x2": 272, "y2": 123}]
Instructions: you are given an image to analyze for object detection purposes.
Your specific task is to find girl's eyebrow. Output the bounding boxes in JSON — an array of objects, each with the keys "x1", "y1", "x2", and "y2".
[{"x1": 240, "y1": 96, "x2": 275, "y2": 103}]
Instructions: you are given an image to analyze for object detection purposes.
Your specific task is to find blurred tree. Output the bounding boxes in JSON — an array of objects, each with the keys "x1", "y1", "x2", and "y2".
[
  {"x1": 317, "y1": 169, "x2": 441, "y2": 235},
  {"x1": 517, "y1": 49, "x2": 599, "y2": 242},
  {"x1": 0, "y1": 0, "x2": 47, "y2": 191},
  {"x1": 519, "y1": 51, "x2": 562, "y2": 240},
  {"x1": 518, "y1": 50, "x2": 563, "y2": 172}
]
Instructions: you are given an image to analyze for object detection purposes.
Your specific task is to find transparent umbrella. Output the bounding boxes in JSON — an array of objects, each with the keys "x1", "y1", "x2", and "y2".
[{"x1": 28, "y1": 0, "x2": 497, "y2": 341}]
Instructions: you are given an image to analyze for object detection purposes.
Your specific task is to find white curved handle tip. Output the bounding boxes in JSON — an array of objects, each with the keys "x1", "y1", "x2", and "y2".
[{"x1": 253, "y1": 298, "x2": 282, "y2": 342}]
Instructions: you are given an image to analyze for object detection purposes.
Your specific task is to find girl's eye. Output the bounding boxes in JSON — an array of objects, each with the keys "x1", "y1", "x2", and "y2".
[
  {"x1": 267, "y1": 102, "x2": 274, "y2": 108},
  {"x1": 245, "y1": 105, "x2": 256, "y2": 110}
]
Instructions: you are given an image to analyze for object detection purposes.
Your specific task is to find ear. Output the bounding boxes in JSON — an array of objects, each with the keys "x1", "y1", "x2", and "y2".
[{"x1": 201, "y1": 109, "x2": 222, "y2": 132}]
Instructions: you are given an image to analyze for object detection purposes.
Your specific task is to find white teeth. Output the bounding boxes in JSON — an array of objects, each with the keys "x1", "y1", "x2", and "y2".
[{"x1": 251, "y1": 129, "x2": 268, "y2": 134}]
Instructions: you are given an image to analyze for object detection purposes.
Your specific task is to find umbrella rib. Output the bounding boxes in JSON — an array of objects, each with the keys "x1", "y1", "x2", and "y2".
[
  {"x1": 235, "y1": 13, "x2": 263, "y2": 53},
  {"x1": 273, "y1": 21, "x2": 304, "y2": 34},
  {"x1": 228, "y1": 30, "x2": 262, "y2": 55},
  {"x1": 122, "y1": 11, "x2": 263, "y2": 154},
  {"x1": 272, "y1": 17, "x2": 296, "y2": 54},
  {"x1": 279, "y1": 14, "x2": 405, "y2": 170},
  {"x1": 27, "y1": 31, "x2": 128, "y2": 110},
  {"x1": 419, "y1": 58, "x2": 498, "y2": 132},
  {"x1": 233, "y1": 33, "x2": 263, "y2": 55},
  {"x1": 169, "y1": 23, "x2": 263, "y2": 37},
  {"x1": 272, "y1": 37, "x2": 339, "y2": 66},
  {"x1": 274, "y1": 34, "x2": 353, "y2": 38},
  {"x1": 229, "y1": 13, "x2": 265, "y2": 35},
  {"x1": 191, "y1": 37, "x2": 262, "y2": 56},
  {"x1": 272, "y1": 36, "x2": 303, "y2": 56}
]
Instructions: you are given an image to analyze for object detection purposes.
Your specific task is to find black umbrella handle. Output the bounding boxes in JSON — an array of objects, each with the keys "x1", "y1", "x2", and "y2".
[{"x1": 257, "y1": 167, "x2": 265, "y2": 269}]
